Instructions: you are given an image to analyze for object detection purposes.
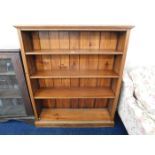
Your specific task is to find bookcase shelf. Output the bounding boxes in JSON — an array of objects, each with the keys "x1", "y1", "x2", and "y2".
[
  {"x1": 30, "y1": 70, "x2": 119, "y2": 79},
  {"x1": 35, "y1": 108, "x2": 113, "y2": 127},
  {"x1": 34, "y1": 88, "x2": 115, "y2": 99},
  {"x1": 16, "y1": 25, "x2": 133, "y2": 127},
  {"x1": 26, "y1": 49, "x2": 123, "y2": 55}
]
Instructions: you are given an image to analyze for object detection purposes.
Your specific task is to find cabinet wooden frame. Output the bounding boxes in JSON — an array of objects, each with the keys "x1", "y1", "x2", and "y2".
[
  {"x1": 0, "y1": 50, "x2": 34, "y2": 121},
  {"x1": 15, "y1": 25, "x2": 133, "y2": 127}
]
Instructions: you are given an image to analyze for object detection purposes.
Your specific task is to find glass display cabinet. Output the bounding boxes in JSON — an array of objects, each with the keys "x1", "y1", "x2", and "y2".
[{"x1": 0, "y1": 49, "x2": 34, "y2": 122}]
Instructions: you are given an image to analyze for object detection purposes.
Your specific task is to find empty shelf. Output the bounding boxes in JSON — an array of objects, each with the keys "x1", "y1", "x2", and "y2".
[
  {"x1": 26, "y1": 49, "x2": 123, "y2": 55},
  {"x1": 35, "y1": 108, "x2": 113, "y2": 127},
  {"x1": 30, "y1": 70, "x2": 119, "y2": 79},
  {"x1": 34, "y1": 88, "x2": 115, "y2": 99}
]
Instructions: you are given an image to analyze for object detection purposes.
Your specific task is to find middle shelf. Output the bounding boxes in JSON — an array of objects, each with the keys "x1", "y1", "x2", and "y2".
[
  {"x1": 34, "y1": 87, "x2": 115, "y2": 99},
  {"x1": 30, "y1": 70, "x2": 119, "y2": 79},
  {"x1": 25, "y1": 49, "x2": 123, "y2": 55}
]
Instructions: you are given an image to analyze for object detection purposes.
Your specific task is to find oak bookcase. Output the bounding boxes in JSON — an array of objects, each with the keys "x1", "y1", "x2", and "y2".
[{"x1": 15, "y1": 25, "x2": 133, "y2": 127}]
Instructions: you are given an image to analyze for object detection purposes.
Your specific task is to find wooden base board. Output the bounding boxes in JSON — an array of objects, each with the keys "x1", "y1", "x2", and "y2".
[
  {"x1": 35, "y1": 108, "x2": 114, "y2": 127},
  {"x1": 35, "y1": 120, "x2": 114, "y2": 128}
]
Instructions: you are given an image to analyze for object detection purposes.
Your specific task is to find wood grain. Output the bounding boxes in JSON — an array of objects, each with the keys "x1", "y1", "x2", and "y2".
[
  {"x1": 38, "y1": 108, "x2": 111, "y2": 121},
  {"x1": 69, "y1": 32, "x2": 80, "y2": 108},
  {"x1": 15, "y1": 25, "x2": 134, "y2": 31},
  {"x1": 26, "y1": 50, "x2": 123, "y2": 55},
  {"x1": 16, "y1": 26, "x2": 133, "y2": 127},
  {"x1": 30, "y1": 70, "x2": 119, "y2": 78},
  {"x1": 34, "y1": 87, "x2": 115, "y2": 99},
  {"x1": 59, "y1": 32, "x2": 70, "y2": 108}
]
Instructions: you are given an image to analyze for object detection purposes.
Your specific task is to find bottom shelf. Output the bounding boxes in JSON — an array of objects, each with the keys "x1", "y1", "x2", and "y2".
[{"x1": 35, "y1": 108, "x2": 114, "y2": 127}]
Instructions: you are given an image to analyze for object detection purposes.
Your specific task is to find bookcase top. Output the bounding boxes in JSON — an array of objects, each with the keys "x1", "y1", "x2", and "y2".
[{"x1": 15, "y1": 25, "x2": 134, "y2": 31}]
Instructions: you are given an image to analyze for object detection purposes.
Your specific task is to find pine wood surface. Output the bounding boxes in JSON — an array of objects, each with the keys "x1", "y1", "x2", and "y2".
[{"x1": 16, "y1": 26, "x2": 133, "y2": 127}]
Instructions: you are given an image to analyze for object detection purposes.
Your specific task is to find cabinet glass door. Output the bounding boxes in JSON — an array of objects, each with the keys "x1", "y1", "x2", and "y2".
[{"x1": 0, "y1": 58, "x2": 26, "y2": 117}]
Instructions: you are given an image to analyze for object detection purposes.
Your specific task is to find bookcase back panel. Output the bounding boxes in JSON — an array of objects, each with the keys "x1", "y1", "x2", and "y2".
[
  {"x1": 37, "y1": 98, "x2": 112, "y2": 109},
  {"x1": 31, "y1": 77, "x2": 116, "y2": 109},
  {"x1": 37, "y1": 78, "x2": 112, "y2": 88},
  {"x1": 28, "y1": 55, "x2": 115, "y2": 72},
  {"x1": 17, "y1": 26, "x2": 133, "y2": 126},
  {"x1": 21, "y1": 31, "x2": 126, "y2": 52}
]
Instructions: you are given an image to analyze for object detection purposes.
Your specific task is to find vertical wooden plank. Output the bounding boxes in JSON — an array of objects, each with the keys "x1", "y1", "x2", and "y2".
[
  {"x1": 95, "y1": 99, "x2": 108, "y2": 108},
  {"x1": 51, "y1": 56, "x2": 61, "y2": 81},
  {"x1": 50, "y1": 58, "x2": 61, "y2": 96},
  {"x1": 17, "y1": 30, "x2": 38, "y2": 118},
  {"x1": 42, "y1": 100, "x2": 55, "y2": 108},
  {"x1": 79, "y1": 55, "x2": 89, "y2": 108},
  {"x1": 97, "y1": 78, "x2": 111, "y2": 88},
  {"x1": 70, "y1": 32, "x2": 80, "y2": 108},
  {"x1": 79, "y1": 32, "x2": 90, "y2": 108},
  {"x1": 36, "y1": 32, "x2": 47, "y2": 88},
  {"x1": 39, "y1": 32, "x2": 53, "y2": 88},
  {"x1": 49, "y1": 31, "x2": 61, "y2": 108},
  {"x1": 39, "y1": 31, "x2": 50, "y2": 50},
  {"x1": 49, "y1": 31, "x2": 59, "y2": 49},
  {"x1": 88, "y1": 32, "x2": 99, "y2": 107},
  {"x1": 59, "y1": 32, "x2": 70, "y2": 49},
  {"x1": 110, "y1": 32, "x2": 118, "y2": 50},
  {"x1": 117, "y1": 32, "x2": 126, "y2": 52},
  {"x1": 70, "y1": 55, "x2": 80, "y2": 70},
  {"x1": 32, "y1": 32, "x2": 40, "y2": 50},
  {"x1": 21, "y1": 31, "x2": 32, "y2": 52},
  {"x1": 35, "y1": 56, "x2": 45, "y2": 88},
  {"x1": 51, "y1": 55, "x2": 62, "y2": 108},
  {"x1": 70, "y1": 99, "x2": 79, "y2": 108},
  {"x1": 70, "y1": 31, "x2": 80, "y2": 49},
  {"x1": 49, "y1": 31, "x2": 61, "y2": 87},
  {"x1": 42, "y1": 56, "x2": 56, "y2": 108},
  {"x1": 96, "y1": 55, "x2": 114, "y2": 108},
  {"x1": 39, "y1": 31, "x2": 55, "y2": 108},
  {"x1": 59, "y1": 31, "x2": 70, "y2": 72},
  {"x1": 80, "y1": 32, "x2": 100, "y2": 108},
  {"x1": 96, "y1": 47, "x2": 115, "y2": 108},
  {"x1": 32, "y1": 32, "x2": 45, "y2": 88},
  {"x1": 100, "y1": 32, "x2": 111, "y2": 50},
  {"x1": 98, "y1": 55, "x2": 115, "y2": 70},
  {"x1": 109, "y1": 30, "x2": 131, "y2": 119},
  {"x1": 42, "y1": 56, "x2": 53, "y2": 87},
  {"x1": 89, "y1": 32, "x2": 100, "y2": 49},
  {"x1": 26, "y1": 56, "x2": 36, "y2": 75},
  {"x1": 60, "y1": 55, "x2": 70, "y2": 70},
  {"x1": 80, "y1": 32, "x2": 90, "y2": 49},
  {"x1": 100, "y1": 32, "x2": 118, "y2": 50},
  {"x1": 30, "y1": 32, "x2": 41, "y2": 74},
  {"x1": 59, "y1": 32, "x2": 70, "y2": 108}
]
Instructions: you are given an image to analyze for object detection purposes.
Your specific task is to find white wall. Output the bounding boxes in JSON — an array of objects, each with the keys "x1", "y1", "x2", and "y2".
[{"x1": 0, "y1": 0, "x2": 155, "y2": 67}]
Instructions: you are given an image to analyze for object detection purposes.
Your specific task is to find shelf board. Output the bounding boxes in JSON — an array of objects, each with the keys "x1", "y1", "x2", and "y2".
[
  {"x1": 0, "y1": 89, "x2": 21, "y2": 98},
  {"x1": 34, "y1": 88, "x2": 115, "y2": 99},
  {"x1": 35, "y1": 108, "x2": 114, "y2": 127},
  {"x1": 30, "y1": 70, "x2": 119, "y2": 79},
  {"x1": 15, "y1": 25, "x2": 134, "y2": 31},
  {"x1": 0, "y1": 72, "x2": 15, "y2": 76},
  {"x1": 26, "y1": 49, "x2": 123, "y2": 55}
]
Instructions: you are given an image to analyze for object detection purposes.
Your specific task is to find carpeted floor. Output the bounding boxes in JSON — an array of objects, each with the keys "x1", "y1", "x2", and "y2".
[{"x1": 0, "y1": 113, "x2": 127, "y2": 135}]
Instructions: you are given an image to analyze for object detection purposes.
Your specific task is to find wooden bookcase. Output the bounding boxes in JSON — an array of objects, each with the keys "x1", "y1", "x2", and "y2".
[{"x1": 15, "y1": 26, "x2": 133, "y2": 127}]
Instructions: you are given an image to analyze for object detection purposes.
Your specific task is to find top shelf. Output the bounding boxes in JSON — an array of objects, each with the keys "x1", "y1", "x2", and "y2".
[
  {"x1": 15, "y1": 25, "x2": 134, "y2": 31},
  {"x1": 25, "y1": 50, "x2": 123, "y2": 55}
]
